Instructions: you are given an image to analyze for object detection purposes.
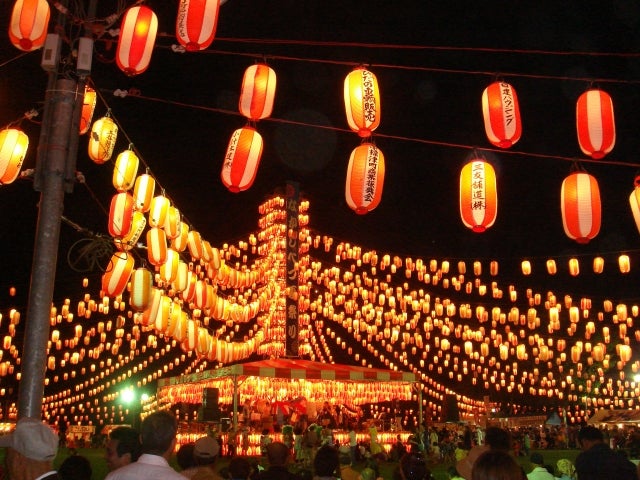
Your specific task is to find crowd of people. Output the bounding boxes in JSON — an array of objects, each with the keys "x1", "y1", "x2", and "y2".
[{"x1": 4, "y1": 411, "x2": 640, "y2": 480}]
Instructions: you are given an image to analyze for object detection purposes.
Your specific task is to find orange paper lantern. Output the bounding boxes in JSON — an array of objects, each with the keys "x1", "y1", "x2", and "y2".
[
  {"x1": 561, "y1": 171, "x2": 601, "y2": 244},
  {"x1": 628, "y1": 175, "x2": 640, "y2": 236},
  {"x1": 576, "y1": 88, "x2": 615, "y2": 159},
  {"x1": 344, "y1": 67, "x2": 381, "y2": 138},
  {"x1": 101, "y1": 252, "x2": 134, "y2": 297},
  {"x1": 459, "y1": 159, "x2": 498, "y2": 232},
  {"x1": 239, "y1": 63, "x2": 277, "y2": 120},
  {"x1": 113, "y1": 149, "x2": 139, "y2": 192},
  {"x1": 129, "y1": 267, "x2": 153, "y2": 311},
  {"x1": 114, "y1": 210, "x2": 146, "y2": 252},
  {"x1": 345, "y1": 143, "x2": 385, "y2": 214},
  {"x1": 108, "y1": 192, "x2": 135, "y2": 238},
  {"x1": 0, "y1": 128, "x2": 28, "y2": 185},
  {"x1": 88, "y1": 115, "x2": 118, "y2": 164},
  {"x1": 79, "y1": 86, "x2": 97, "y2": 135},
  {"x1": 175, "y1": 0, "x2": 220, "y2": 51},
  {"x1": 133, "y1": 173, "x2": 156, "y2": 212},
  {"x1": 116, "y1": 5, "x2": 158, "y2": 76},
  {"x1": 146, "y1": 227, "x2": 168, "y2": 266},
  {"x1": 482, "y1": 81, "x2": 522, "y2": 148},
  {"x1": 221, "y1": 127, "x2": 263, "y2": 193},
  {"x1": 8, "y1": 0, "x2": 50, "y2": 52}
]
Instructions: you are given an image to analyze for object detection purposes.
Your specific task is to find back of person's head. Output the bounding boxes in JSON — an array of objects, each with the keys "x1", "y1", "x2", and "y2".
[
  {"x1": 485, "y1": 427, "x2": 511, "y2": 451},
  {"x1": 556, "y1": 459, "x2": 575, "y2": 478},
  {"x1": 193, "y1": 436, "x2": 220, "y2": 466},
  {"x1": 110, "y1": 426, "x2": 141, "y2": 462},
  {"x1": 140, "y1": 410, "x2": 177, "y2": 455},
  {"x1": 59, "y1": 454, "x2": 92, "y2": 480},
  {"x1": 314, "y1": 445, "x2": 339, "y2": 477},
  {"x1": 578, "y1": 426, "x2": 604, "y2": 444},
  {"x1": 176, "y1": 442, "x2": 196, "y2": 470},
  {"x1": 228, "y1": 457, "x2": 252, "y2": 479},
  {"x1": 472, "y1": 451, "x2": 524, "y2": 480},
  {"x1": 266, "y1": 441, "x2": 290, "y2": 467},
  {"x1": 398, "y1": 453, "x2": 431, "y2": 480},
  {"x1": 530, "y1": 453, "x2": 544, "y2": 466}
]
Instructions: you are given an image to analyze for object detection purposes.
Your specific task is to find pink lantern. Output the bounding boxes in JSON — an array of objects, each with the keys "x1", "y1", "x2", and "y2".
[
  {"x1": 116, "y1": 5, "x2": 158, "y2": 76},
  {"x1": 8, "y1": 0, "x2": 50, "y2": 52},
  {"x1": 176, "y1": 0, "x2": 220, "y2": 52},
  {"x1": 221, "y1": 127, "x2": 263, "y2": 192}
]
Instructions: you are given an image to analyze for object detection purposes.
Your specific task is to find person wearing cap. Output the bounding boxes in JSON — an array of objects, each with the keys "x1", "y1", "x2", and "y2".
[
  {"x1": 105, "y1": 410, "x2": 185, "y2": 480},
  {"x1": 105, "y1": 426, "x2": 141, "y2": 472},
  {"x1": 526, "y1": 453, "x2": 554, "y2": 480},
  {"x1": 0, "y1": 417, "x2": 59, "y2": 480},
  {"x1": 183, "y1": 435, "x2": 223, "y2": 480}
]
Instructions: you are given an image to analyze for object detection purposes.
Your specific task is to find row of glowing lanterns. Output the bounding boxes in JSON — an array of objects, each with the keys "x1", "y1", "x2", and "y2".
[{"x1": 6, "y1": 0, "x2": 629, "y2": 240}]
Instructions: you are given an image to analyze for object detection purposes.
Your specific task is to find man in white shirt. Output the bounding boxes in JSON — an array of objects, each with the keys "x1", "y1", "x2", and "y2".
[
  {"x1": 106, "y1": 410, "x2": 185, "y2": 480},
  {"x1": 0, "y1": 417, "x2": 59, "y2": 480},
  {"x1": 527, "y1": 453, "x2": 555, "y2": 480}
]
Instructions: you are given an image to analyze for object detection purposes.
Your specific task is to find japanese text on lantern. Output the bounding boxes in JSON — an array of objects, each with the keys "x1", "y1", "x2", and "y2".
[
  {"x1": 224, "y1": 130, "x2": 240, "y2": 168},
  {"x1": 364, "y1": 146, "x2": 379, "y2": 202},
  {"x1": 471, "y1": 164, "x2": 486, "y2": 210},
  {"x1": 362, "y1": 70, "x2": 377, "y2": 123},
  {"x1": 500, "y1": 83, "x2": 515, "y2": 126}
]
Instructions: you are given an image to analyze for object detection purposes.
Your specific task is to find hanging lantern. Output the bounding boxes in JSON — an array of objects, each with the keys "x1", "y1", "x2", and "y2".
[
  {"x1": 108, "y1": 192, "x2": 135, "y2": 238},
  {"x1": 576, "y1": 88, "x2": 615, "y2": 159},
  {"x1": 344, "y1": 67, "x2": 381, "y2": 137},
  {"x1": 146, "y1": 227, "x2": 168, "y2": 266},
  {"x1": 133, "y1": 173, "x2": 156, "y2": 212},
  {"x1": 79, "y1": 86, "x2": 97, "y2": 135},
  {"x1": 459, "y1": 158, "x2": 498, "y2": 232},
  {"x1": 101, "y1": 252, "x2": 134, "y2": 297},
  {"x1": 221, "y1": 127, "x2": 263, "y2": 193},
  {"x1": 175, "y1": 0, "x2": 220, "y2": 51},
  {"x1": 345, "y1": 142, "x2": 385, "y2": 214},
  {"x1": 482, "y1": 81, "x2": 522, "y2": 148},
  {"x1": 163, "y1": 206, "x2": 181, "y2": 240},
  {"x1": 88, "y1": 114, "x2": 118, "y2": 164},
  {"x1": 130, "y1": 267, "x2": 153, "y2": 311},
  {"x1": 114, "y1": 211, "x2": 146, "y2": 252},
  {"x1": 116, "y1": 5, "x2": 158, "y2": 76},
  {"x1": 0, "y1": 128, "x2": 29, "y2": 185},
  {"x1": 239, "y1": 63, "x2": 277, "y2": 120},
  {"x1": 148, "y1": 194, "x2": 170, "y2": 228},
  {"x1": 112, "y1": 149, "x2": 139, "y2": 192},
  {"x1": 9, "y1": 0, "x2": 50, "y2": 52},
  {"x1": 561, "y1": 170, "x2": 601, "y2": 244},
  {"x1": 628, "y1": 175, "x2": 640, "y2": 236},
  {"x1": 159, "y1": 248, "x2": 180, "y2": 284}
]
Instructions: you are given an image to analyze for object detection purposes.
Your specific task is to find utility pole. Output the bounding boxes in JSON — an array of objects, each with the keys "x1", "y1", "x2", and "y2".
[{"x1": 17, "y1": 0, "x2": 95, "y2": 419}]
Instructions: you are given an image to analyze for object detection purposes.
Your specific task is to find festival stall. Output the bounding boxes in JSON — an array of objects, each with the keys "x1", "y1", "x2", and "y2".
[{"x1": 156, "y1": 358, "x2": 419, "y2": 454}]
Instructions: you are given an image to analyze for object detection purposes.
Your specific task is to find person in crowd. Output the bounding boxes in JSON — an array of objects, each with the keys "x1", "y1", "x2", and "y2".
[
  {"x1": 189, "y1": 435, "x2": 223, "y2": 480},
  {"x1": 348, "y1": 424, "x2": 358, "y2": 465},
  {"x1": 471, "y1": 450, "x2": 525, "y2": 480},
  {"x1": 312, "y1": 445, "x2": 339, "y2": 480},
  {"x1": 0, "y1": 417, "x2": 59, "y2": 480},
  {"x1": 176, "y1": 443, "x2": 196, "y2": 472},
  {"x1": 259, "y1": 429, "x2": 272, "y2": 458},
  {"x1": 227, "y1": 457, "x2": 252, "y2": 480},
  {"x1": 526, "y1": 453, "x2": 554, "y2": 480},
  {"x1": 575, "y1": 425, "x2": 637, "y2": 480},
  {"x1": 448, "y1": 466, "x2": 466, "y2": 480},
  {"x1": 457, "y1": 427, "x2": 511, "y2": 480},
  {"x1": 390, "y1": 435, "x2": 407, "y2": 462},
  {"x1": 256, "y1": 441, "x2": 301, "y2": 480},
  {"x1": 59, "y1": 454, "x2": 92, "y2": 480},
  {"x1": 105, "y1": 426, "x2": 141, "y2": 472},
  {"x1": 105, "y1": 410, "x2": 185, "y2": 480},
  {"x1": 338, "y1": 447, "x2": 359, "y2": 480},
  {"x1": 393, "y1": 452, "x2": 432, "y2": 480},
  {"x1": 555, "y1": 459, "x2": 575, "y2": 480}
]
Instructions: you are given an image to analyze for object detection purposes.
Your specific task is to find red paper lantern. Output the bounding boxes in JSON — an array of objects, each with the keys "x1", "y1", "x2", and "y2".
[
  {"x1": 561, "y1": 171, "x2": 601, "y2": 244},
  {"x1": 8, "y1": 0, "x2": 50, "y2": 52},
  {"x1": 114, "y1": 210, "x2": 146, "y2": 252},
  {"x1": 108, "y1": 192, "x2": 135, "y2": 238},
  {"x1": 116, "y1": 5, "x2": 158, "y2": 76},
  {"x1": 239, "y1": 63, "x2": 277, "y2": 120},
  {"x1": 344, "y1": 67, "x2": 381, "y2": 137},
  {"x1": 221, "y1": 127, "x2": 263, "y2": 192},
  {"x1": 576, "y1": 88, "x2": 615, "y2": 159},
  {"x1": 101, "y1": 252, "x2": 135, "y2": 297},
  {"x1": 0, "y1": 128, "x2": 28, "y2": 185},
  {"x1": 482, "y1": 81, "x2": 522, "y2": 148},
  {"x1": 79, "y1": 86, "x2": 96, "y2": 135},
  {"x1": 176, "y1": 0, "x2": 220, "y2": 52},
  {"x1": 459, "y1": 158, "x2": 498, "y2": 232},
  {"x1": 345, "y1": 143, "x2": 385, "y2": 214}
]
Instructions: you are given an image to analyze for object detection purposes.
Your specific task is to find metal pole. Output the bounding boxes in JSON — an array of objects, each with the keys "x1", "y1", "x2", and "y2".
[{"x1": 18, "y1": 78, "x2": 78, "y2": 418}]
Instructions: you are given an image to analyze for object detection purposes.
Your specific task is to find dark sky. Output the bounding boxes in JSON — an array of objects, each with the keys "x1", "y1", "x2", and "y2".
[{"x1": 1, "y1": 1, "x2": 640, "y2": 412}]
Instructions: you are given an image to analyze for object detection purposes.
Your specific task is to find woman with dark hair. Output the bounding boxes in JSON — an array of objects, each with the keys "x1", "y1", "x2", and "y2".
[
  {"x1": 312, "y1": 445, "x2": 339, "y2": 480},
  {"x1": 471, "y1": 451, "x2": 525, "y2": 480}
]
